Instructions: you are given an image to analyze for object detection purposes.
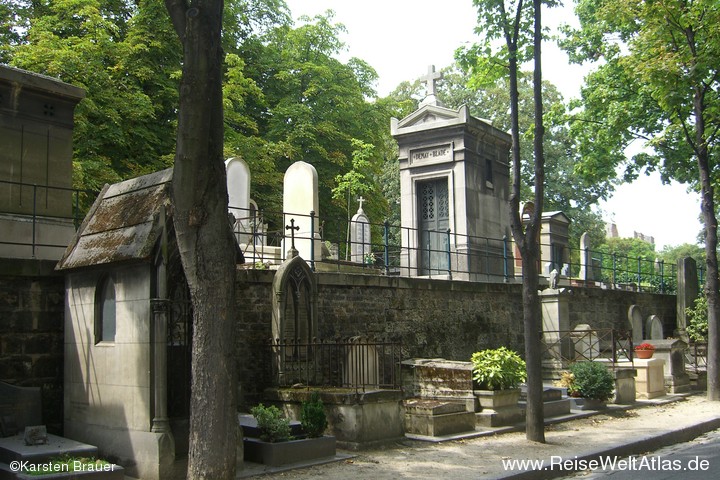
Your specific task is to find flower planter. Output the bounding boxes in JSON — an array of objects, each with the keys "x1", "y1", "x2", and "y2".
[
  {"x1": 474, "y1": 388, "x2": 521, "y2": 410},
  {"x1": 579, "y1": 398, "x2": 607, "y2": 410},
  {"x1": 635, "y1": 349, "x2": 654, "y2": 359},
  {"x1": 244, "y1": 435, "x2": 336, "y2": 467}
]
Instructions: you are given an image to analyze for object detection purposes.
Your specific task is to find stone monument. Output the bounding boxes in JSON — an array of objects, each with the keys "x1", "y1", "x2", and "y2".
[
  {"x1": 282, "y1": 161, "x2": 322, "y2": 262},
  {"x1": 350, "y1": 197, "x2": 371, "y2": 263},
  {"x1": 391, "y1": 65, "x2": 512, "y2": 280}
]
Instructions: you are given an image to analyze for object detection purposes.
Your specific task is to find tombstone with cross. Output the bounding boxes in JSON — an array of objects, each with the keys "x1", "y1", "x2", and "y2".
[
  {"x1": 350, "y1": 196, "x2": 372, "y2": 264},
  {"x1": 282, "y1": 161, "x2": 322, "y2": 262}
]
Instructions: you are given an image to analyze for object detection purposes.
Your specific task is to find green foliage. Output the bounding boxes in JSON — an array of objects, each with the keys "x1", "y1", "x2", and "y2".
[
  {"x1": 471, "y1": 347, "x2": 527, "y2": 390},
  {"x1": 569, "y1": 361, "x2": 614, "y2": 401},
  {"x1": 686, "y1": 295, "x2": 709, "y2": 343},
  {"x1": 250, "y1": 404, "x2": 292, "y2": 443},
  {"x1": 300, "y1": 392, "x2": 328, "y2": 438}
]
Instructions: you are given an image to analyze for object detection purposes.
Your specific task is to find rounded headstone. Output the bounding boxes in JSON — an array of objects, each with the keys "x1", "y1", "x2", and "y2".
[{"x1": 628, "y1": 305, "x2": 644, "y2": 345}]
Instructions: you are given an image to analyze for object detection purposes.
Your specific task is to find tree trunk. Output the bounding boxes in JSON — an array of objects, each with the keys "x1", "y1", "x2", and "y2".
[
  {"x1": 523, "y1": 0, "x2": 546, "y2": 443},
  {"x1": 505, "y1": 0, "x2": 545, "y2": 444},
  {"x1": 165, "y1": 1, "x2": 239, "y2": 478},
  {"x1": 694, "y1": 86, "x2": 720, "y2": 401}
]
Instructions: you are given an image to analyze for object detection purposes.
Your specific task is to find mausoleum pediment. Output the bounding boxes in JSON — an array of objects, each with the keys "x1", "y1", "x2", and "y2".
[{"x1": 391, "y1": 105, "x2": 470, "y2": 135}]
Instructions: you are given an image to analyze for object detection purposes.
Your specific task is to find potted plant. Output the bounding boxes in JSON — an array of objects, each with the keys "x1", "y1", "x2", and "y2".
[
  {"x1": 471, "y1": 347, "x2": 527, "y2": 410},
  {"x1": 569, "y1": 361, "x2": 615, "y2": 409},
  {"x1": 634, "y1": 342, "x2": 655, "y2": 359},
  {"x1": 244, "y1": 398, "x2": 336, "y2": 467}
]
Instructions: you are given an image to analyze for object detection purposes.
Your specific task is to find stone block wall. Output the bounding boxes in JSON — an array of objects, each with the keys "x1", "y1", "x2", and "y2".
[
  {"x1": 0, "y1": 258, "x2": 64, "y2": 433},
  {"x1": 566, "y1": 287, "x2": 676, "y2": 334},
  {"x1": 234, "y1": 269, "x2": 678, "y2": 409}
]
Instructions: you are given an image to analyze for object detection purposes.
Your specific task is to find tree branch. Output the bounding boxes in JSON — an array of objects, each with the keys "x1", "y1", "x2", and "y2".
[{"x1": 165, "y1": 0, "x2": 188, "y2": 43}]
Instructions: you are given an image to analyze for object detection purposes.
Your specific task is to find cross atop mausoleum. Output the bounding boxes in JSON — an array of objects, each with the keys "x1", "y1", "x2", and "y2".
[
  {"x1": 357, "y1": 196, "x2": 365, "y2": 212},
  {"x1": 419, "y1": 65, "x2": 443, "y2": 107}
]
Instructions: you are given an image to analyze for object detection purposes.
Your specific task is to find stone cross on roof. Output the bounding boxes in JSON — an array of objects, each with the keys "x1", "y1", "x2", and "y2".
[
  {"x1": 357, "y1": 196, "x2": 365, "y2": 212},
  {"x1": 419, "y1": 65, "x2": 443, "y2": 107},
  {"x1": 421, "y1": 65, "x2": 442, "y2": 97}
]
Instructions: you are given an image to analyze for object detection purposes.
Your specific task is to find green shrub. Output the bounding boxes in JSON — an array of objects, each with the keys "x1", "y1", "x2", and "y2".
[
  {"x1": 686, "y1": 295, "x2": 709, "y2": 342},
  {"x1": 569, "y1": 361, "x2": 614, "y2": 401},
  {"x1": 250, "y1": 404, "x2": 292, "y2": 443},
  {"x1": 300, "y1": 392, "x2": 328, "y2": 438},
  {"x1": 471, "y1": 347, "x2": 527, "y2": 390}
]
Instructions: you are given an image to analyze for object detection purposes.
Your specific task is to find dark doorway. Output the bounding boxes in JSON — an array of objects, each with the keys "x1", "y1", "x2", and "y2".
[{"x1": 418, "y1": 177, "x2": 450, "y2": 275}]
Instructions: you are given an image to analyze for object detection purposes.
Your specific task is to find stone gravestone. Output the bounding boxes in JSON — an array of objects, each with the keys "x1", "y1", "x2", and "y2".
[
  {"x1": 350, "y1": 197, "x2": 371, "y2": 263},
  {"x1": 578, "y1": 232, "x2": 591, "y2": 281},
  {"x1": 571, "y1": 324, "x2": 600, "y2": 361},
  {"x1": 282, "y1": 161, "x2": 321, "y2": 261},
  {"x1": 628, "y1": 305, "x2": 644, "y2": 346},
  {"x1": 225, "y1": 157, "x2": 251, "y2": 244},
  {"x1": 676, "y1": 257, "x2": 699, "y2": 341},
  {"x1": 646, "y1": 315, "x2": 664, "y2": 340}
]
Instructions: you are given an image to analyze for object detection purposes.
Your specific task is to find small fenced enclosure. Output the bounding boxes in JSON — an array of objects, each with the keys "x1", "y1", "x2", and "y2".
[
  {"x1": 541, "y1": 328, "x2": 634, "y2": 373},
  {"x1": 270, "y1": 336, "x2": 402, "y2": 392},
  {"x1": 686, "y1": 342, "x2": 708, "y2": 374}
]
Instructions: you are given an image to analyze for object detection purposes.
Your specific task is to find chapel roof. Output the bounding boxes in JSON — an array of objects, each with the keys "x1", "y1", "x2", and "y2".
[{"x1": 56, "y1": 168, "x2": 173, "y2": 270}]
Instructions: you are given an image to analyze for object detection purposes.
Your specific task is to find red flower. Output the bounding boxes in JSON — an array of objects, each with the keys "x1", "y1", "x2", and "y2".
[{"x1": 635, "y1": 343, "x2": 655, "y2": 351}]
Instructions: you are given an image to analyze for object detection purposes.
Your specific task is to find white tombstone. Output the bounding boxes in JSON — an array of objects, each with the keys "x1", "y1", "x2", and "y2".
[
  {"x1": 283, "y1": 161, "x2": 321, "y2": 261},
  {"x1": 343, "y1": 336, "x2": 379, "y2": 388},
  {"x1": 350, "y1": 197, "x2": 372, "y2": 263},
  {"x1": 578, "y1": 232, "x2": 591, "y2": 281},
  {"x1": 628, "y1": 305, "x2": 644, "y2": 346},
  {"x1": 571, "y1": 324, "x2": 600, "y2": 361},
  {"x1": 225, "y1": 157, "x2": 251, "y2": 244},
  {"x1": 646, "y1": 315, "x2": 664, "y2": 340}
]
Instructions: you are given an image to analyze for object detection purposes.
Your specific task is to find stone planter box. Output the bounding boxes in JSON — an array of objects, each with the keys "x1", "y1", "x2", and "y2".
[
  {"x1": 475, "y1": 388, "x2": 521, "y2": 410},
  {"x1": 244, "y1": 435, "x2": 336, "y2": 467},
  {"x1": 15, "y1": 464, "x2": 124, "y2": 480},
  {"x1": 474, "y1": 388, "x2": 523, "y2": 427},
  {"x1": 578, "y1": 398, "x2": 607, "y2": 410}
]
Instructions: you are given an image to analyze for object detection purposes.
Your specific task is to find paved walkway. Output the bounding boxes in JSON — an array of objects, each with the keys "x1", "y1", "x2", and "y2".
[{"x1": 243, "y1": 393, "x2": 720, "y2": 480}]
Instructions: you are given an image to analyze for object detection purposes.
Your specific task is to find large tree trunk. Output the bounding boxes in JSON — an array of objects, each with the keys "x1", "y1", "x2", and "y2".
[
  {"x1": 165, "y1": 1, "x2": 239, "y2": 478},
  {"x1": 695, "y1": 87, "x2": 720, "y2": 401}
]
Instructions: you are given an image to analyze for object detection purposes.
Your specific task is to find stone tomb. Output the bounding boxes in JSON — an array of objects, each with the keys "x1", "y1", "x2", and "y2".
[
  {"x1": 282, "y1": 161, "x2": 322, "y2": 262},
  {"x1": 651, "y1": 339, "x2": 691, "y2": 394}
]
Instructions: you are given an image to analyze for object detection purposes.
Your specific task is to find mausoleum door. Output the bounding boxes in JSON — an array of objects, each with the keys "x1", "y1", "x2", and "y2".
[{"x1": 418, "y1": 178, "x2": 449, "y2": 275}]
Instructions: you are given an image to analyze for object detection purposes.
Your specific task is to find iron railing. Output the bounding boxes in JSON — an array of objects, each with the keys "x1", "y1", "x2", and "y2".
[
  {"x1": 0, "y1": 180, "x2": 97, "y2": 257},
  {"x1": 269, "y1": 336, "x2": 402, "y2": 392},
  {"x1": 230, "y1": 205, "x2": 693, "y2": 292},
  {"x1": 686, "y1": 342, "x2": 708, "y2": 374},
  {"x1": 541, "y1": 329, "x2": 634, "y2": 370}
]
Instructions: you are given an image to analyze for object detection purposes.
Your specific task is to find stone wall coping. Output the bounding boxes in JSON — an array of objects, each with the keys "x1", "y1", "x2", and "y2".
[{"x1": 263, "y1": 388, "x2": 403, "y2": 405}]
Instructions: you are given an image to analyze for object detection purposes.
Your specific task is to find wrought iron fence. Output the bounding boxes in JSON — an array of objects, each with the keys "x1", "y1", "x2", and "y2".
[
  {"x1": 0, "y1": 180, "x2": 97, "y2": 257},
  {"x1": 686, "y1": 342, "x2": 708, "y2": 374},
  {"x1": 230, "y1": 205, "x2": 692, "y2": 291},
  {"x1": 541, "y1": 329, "x2": 634, "y2": 370},
  {"x1": 269, "y1": 336, "x2": 402, "y2": 392}
]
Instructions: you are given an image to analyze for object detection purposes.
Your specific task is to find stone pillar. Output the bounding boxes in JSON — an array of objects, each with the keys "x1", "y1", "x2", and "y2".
[
  {"x1": 540, "y1": 289, "x2": 570, "y2": 377},
  {"x1": 676, "y1": 257, "x2": 699, "y2": 342},
  {"x1": 151, "y1": 298, "x2": 170, "y2": 434},
  {"x1": 578, "y1": 232, "x2": 591, "y2": 281}
]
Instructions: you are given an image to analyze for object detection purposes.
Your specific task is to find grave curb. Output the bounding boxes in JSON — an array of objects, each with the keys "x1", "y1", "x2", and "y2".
[{"x1": 495, "y1": 416, "x2": 720, "y2": 480}]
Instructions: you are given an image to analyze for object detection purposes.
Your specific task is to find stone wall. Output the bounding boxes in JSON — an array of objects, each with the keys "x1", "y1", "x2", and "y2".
[
  {"x1": 0, "y1": 258, "x2": 64, "y2": 433},
  {"x1": 566, "y1": 286, "x2": 676, "y2": 334},
  {"x1": 235, "y1": 269, "x2": 677, "y2": 408}
]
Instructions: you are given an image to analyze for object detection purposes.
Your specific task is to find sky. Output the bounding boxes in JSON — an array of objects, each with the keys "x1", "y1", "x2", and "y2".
[{"x1": 283, "y1": 0, "x2": 703, "y2": 250}]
